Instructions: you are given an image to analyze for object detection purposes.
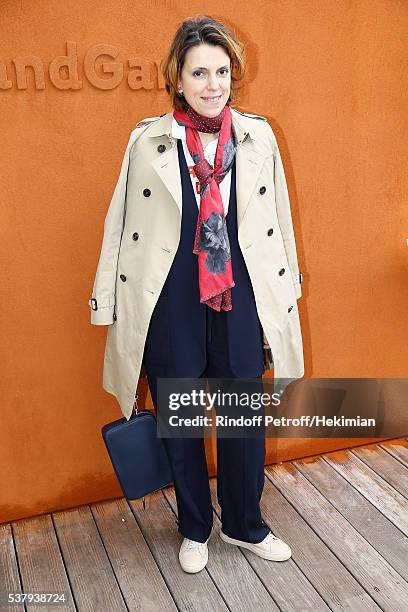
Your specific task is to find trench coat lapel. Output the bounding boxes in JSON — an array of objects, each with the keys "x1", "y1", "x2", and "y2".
[{"x1": 149, "y1": 108, "x2": 269, "y2": 228}]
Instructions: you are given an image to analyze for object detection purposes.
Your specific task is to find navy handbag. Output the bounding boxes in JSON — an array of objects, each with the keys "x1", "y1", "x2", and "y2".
[{"x1": 101, "y1": 395, "x2": 173, "y2": 502}]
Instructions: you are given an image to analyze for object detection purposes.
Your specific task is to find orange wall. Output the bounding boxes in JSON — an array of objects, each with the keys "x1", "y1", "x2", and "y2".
[{"x1": 1, "y1": 2, "x2": 407, "y2": 524}]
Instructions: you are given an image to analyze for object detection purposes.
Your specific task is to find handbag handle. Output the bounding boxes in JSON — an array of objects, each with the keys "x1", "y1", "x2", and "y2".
[
  {"x1": 132, "y1": 393, "x2": 150, "y2": 415},
  {"x1": 133, "y1": 392, "x2": 147, "y2": 509},
  {"x1": 133, "y1": 391, "x2": 158, "y2": 511}
]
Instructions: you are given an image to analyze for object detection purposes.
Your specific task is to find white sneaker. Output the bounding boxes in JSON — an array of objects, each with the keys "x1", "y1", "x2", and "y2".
[
  {"x1": 179, "y1": 536, "x2": 210, "y2": 573},
  {"x1": 220, "y1": 530, "x2": 291, "y2": 561}
]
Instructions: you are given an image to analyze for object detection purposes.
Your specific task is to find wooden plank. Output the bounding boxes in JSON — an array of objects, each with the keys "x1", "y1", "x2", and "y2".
[
  {"x1": 12, "y1": 514, "x2": 75, "y2": 611},
  {"x1": 129, "y1": 489, "x2": 229, "y2": 611},
  {"x1": 351, "y1": 443, "x2": 408, "y2": 498},
  {"x1": 207, "y1": 477, "x2": 331, "y2": 611},
  {"x1": 0, "y1": 523, "x2": 24, "y2": 612},
  {"x1": 323, "y1": 450, "x2": 408, "y2": 534},
  {"x1": 293, "y1": 454, "x2": 408, "y2": 581},
  {"x1": 267, "y1": 438, "x2": 386, "y2": 465},
  {"x1": 262, "y1": 466, "x2": 380, "y2": 611},
  {"x1": 91, "y1": 497, "x2": 177, "y2": 611},
  {"x1": 164, "y1": 483, "x2": 281, "y2": 612},
  {"x1": 267, "y1": 460, "x2": 408, "y2": 610},
  {"x1": 379, "y1": 438, "x2": 408, "y2": 468},
  {"x1": 52, "y1": 504, "x2": 127, "y2": 611}
]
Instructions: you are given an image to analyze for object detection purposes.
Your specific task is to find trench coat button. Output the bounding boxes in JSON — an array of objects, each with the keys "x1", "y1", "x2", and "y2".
[
  {"x1": 279, "y1": 268, "x2": 285, "y2": 276},
  {"x1": 132, "y1": 232, "x2": 139, "y2": 241},
  {"x1": 267, "y1": 228, "x2": 274, "y2": 236},
  {"x1": 120, "y1": 274, "x2": 127, "y2": 282},
  {"x1": 157, "y1": 144, "x2": 166, "y2": 153},
  {"x1": 259, "y1": 186, "x2": 266, "y2": 194},
  {"x1": 143, "y1": 188, "x2": 151, "y2": 197},
  {"x1": 113, "y1": 312, "x2": 117, "y2": 321},
  {"x1": 288, "y1": 305, "x2": 293, "y2": 313}
]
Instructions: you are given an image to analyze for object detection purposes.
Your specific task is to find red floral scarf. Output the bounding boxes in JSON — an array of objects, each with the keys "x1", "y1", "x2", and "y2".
[{"x1": 173, "y1": 102, "x2": 238, "y2": 311}]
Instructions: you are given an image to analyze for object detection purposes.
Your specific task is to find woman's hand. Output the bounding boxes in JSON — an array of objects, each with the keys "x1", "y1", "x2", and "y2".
[{"x1": 262, "y1": 330, "x2": 270, "y2": 349}]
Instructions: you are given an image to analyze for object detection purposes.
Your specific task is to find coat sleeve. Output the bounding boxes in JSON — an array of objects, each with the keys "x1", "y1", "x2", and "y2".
[
  {"x1": 266, "y1": 122, "x2": 303, "y2": 300},
  {"x1": 88, "y1": 129, "x2": 138, "y2": 325}
]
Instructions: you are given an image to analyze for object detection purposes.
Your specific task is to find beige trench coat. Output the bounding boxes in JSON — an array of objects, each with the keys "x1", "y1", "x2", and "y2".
[{"x1": 89, "y1": 107, "x2": 304, "y2": 420}]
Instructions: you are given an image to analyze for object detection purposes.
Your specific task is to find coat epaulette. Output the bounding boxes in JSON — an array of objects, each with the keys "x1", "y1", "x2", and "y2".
[
  {"x1": 135, "y1": 115, "x2": 162, "y2": 128},
  {"x1": 233, "y1": 109, "x2": 267, "y2": 121}
]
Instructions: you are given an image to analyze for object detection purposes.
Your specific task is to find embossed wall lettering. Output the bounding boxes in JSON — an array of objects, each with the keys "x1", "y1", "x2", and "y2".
[{"x1": 0, "y1": 41, "x2": 164, "y2": 91}]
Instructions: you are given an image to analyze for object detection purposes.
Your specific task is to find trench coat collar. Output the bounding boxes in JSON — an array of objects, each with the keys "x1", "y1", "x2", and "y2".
[{"x1": 148, "y1": 106, "x2": 267, "y2": 227}]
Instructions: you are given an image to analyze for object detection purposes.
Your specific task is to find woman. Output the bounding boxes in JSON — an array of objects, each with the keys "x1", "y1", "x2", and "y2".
[{"x1": 89, "y1": 15, "x2": 304, "y2": 573}]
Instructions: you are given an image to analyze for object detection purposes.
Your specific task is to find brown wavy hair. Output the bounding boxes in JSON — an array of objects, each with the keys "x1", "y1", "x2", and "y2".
[{"x1": 162, "y1": 15, "x2": 246, "y2": 111}]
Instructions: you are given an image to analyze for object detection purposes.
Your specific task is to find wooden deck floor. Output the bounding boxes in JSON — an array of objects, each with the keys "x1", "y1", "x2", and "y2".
[{"x1": 1, "y1": 438, "x2": 408, "y2": 611}]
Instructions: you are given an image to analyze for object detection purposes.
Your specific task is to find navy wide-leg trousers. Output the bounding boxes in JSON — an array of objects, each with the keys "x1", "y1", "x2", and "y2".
[{"x1": 144, "y1": 305, "x2": 271, "y2": 544}]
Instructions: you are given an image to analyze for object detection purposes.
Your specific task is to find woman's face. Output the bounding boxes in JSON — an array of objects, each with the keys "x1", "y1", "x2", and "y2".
[{"x1": 178, "y1": 43, "x2": 231, "y2": 117}]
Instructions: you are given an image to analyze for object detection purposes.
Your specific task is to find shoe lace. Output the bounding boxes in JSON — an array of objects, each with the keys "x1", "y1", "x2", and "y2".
[
  {"x1": 185, "y1": 538, "x2": 206, "y2": 550},
  {"x1": 264, "y1": 532, "x2": 279, "y2": 545}
]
